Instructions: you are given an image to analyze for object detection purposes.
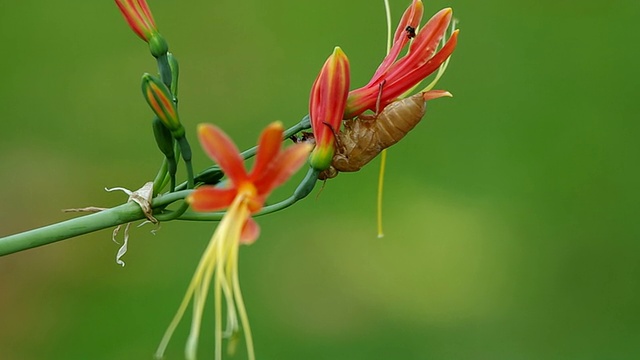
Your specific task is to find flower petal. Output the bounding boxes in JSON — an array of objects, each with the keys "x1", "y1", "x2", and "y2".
[
  {"x1": 187, "y1": 186, "x2": 238, "y2": 212},
  {"x1": 254, "y1": 143, "x2": 312, "y2": 195},
  {"x1": 309, "y1": 47, "x2": 350, "y2": 170},
  {"x1": 115, "y1": 0, "x2": 157, "y2": 41},
  {"x1": 197, "y1": 124, "x2": 248, "y2": 184},
  {"x1": 409, "y1": 8, "x2": 452, "y2": 58},
  {"x1": 134, "y1": 0, "x2": 156, "y2": 29},
  {"x1": 387, "y1": 29, "x2": 458, "y2": 95},
  {"x1": 422, "y1": 89, "x2": 452, "y2": 101},
  {"x1": 310, "y1": 47, "x2": 351, "y2": 139},
  {"x1": 386, "y1": 8, "x2": 453, "y2": 82},
  {"x1": 239, "y1": 217, "x2": 261, "y2": 245},
  {"x1": 367, "y1": 0, "x2": 424, "y2": 86},
  {"x1": 393, "y1": 0, "x2": 423, "y2": 45},
  {"x1": 249, "y1": 122, "x2": 283, "y2": 180}
]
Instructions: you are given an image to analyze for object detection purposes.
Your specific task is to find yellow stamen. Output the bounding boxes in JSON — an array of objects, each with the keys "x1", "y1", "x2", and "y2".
[
  {"x1": 384, "y1": 0, "x2": 392, "y2": 54},
  {"x1": 377, "y1": 150, "x2": 386, "y2": 238},
  {"x1": 155, "y1": 193, "x2": 254, "y2": 360},
  {"x1": 377, "y1": 0, "x2": 393, "y2": 238}
]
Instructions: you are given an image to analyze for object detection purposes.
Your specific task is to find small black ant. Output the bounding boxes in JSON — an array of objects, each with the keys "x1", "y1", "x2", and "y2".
[
  {"x1": 405, "y1": 25, "x2": 416, "y2": 39},
  {"x1": 289, "y1": 131, "x2": 315, "y2": 144}
]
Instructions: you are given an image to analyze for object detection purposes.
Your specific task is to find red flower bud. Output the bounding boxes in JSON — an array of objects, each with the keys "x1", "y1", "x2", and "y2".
[{"x1": 308, "y1": 47, "x2": 351, "y2": 171}]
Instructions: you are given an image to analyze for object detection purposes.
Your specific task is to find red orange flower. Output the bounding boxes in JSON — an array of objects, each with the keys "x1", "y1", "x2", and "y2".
[
  {"x1": 344, "y1": 1, "x2": 459, "y2": 118},
  {"x1": 189, "y1": 122, "x2": 311, "y2": 242},
  {"x1": 156, "y1": 122, "x2": 310, "y2": 360},
  {"x1": 308, "y1": 47, "x2": 351, "y2": 171}
]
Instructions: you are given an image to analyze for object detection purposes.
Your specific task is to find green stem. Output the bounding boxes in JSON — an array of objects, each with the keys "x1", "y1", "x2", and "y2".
[
  {"x1": 156, "y1": 54, "x2": 173, "y2": 90},
  {"x1": 0, "y1": 190, "x2": 191, "y2": 257},
  {"x1": 0, "y1": 202, "x2": 144, "y2": 256},
  {"x1": 177, "y1": 136, "x2": 194, "y2": 189},
  {"x1": 153, "y1": 136, "x2": 195, "y2": 222},
  {"x1": 153, "y1": 157, "x2": 169, "y2": 195},
  {"x1": 154, "y1": 202, "x2": 189, "y2": 222},
  {"x1": 240, "y1": 114, "x2": 311, "y2": 160},
  {"x1": 0, "y1": 117, "x2": 316, "y2": 257}
]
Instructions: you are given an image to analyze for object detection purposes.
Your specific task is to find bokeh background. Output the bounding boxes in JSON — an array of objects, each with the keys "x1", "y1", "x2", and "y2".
[{"x1": 1, "y1": 0, "x2": 639, "y2": 359}]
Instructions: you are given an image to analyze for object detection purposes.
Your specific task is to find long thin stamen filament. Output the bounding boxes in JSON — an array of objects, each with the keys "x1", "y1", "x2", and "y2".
[
  {"x1": 384, "y1": 0, "x2": 392, "y2": 53},
  {"x1": 231, "y1": 237, "x2": 256, "y2": 360},
  {"x1": 186, "y1": 252, "x2": 216, "y2": 360},
  {"x1": 156, "y1": 229, "x2": 220, "y2": 358},
  {"x1": 377, "y1": 151, "x2": 386, "y2": 238},
  {"x1": 377, "y1": 0, "x2": 394, "y2": 238},
  {"x1": 214, "y1": 244, "x2": 224, "y2": 360},
  {"x1": 156, "y1": 195, "x2": 249, "y2": 360}
]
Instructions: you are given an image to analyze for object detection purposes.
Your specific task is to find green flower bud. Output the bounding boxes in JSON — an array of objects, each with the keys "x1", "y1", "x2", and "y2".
[{"x1": 141, "y1": 73, "x2": 184, "y2": 138}]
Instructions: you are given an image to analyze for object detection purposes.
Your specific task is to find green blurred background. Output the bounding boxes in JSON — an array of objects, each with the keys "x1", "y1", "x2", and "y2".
[{"x1": 1, "y1": 0, "x2": 639, "y2": 359}]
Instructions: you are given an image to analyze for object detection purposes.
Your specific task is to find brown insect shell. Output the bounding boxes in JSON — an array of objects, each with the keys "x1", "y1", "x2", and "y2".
[{"x1": 331, "y1": 92, "x2": 427, "y2": 173}]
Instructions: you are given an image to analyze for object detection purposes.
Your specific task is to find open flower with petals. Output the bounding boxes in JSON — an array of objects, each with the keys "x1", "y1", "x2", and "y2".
[
  {"x1": 309, "y1": 47, "x2": 350, "y2": 171},
  {"x1": 155, "y1": 122, "x2": 311, "y2": 360},
  {"x1": 344, "y1": 0, "x2": 459, "y2": 118}
]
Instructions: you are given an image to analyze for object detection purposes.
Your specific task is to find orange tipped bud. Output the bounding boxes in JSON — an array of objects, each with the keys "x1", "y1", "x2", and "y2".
[
  {"x1": 115, "y1": 0, "x2": 168, "y2": 57},
  {"x1": 308, "y1": 47, "x2": 351, "y2": 171},
  {"x1": 141, "y1": 73, "x2": 183, "y2": 137}
]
